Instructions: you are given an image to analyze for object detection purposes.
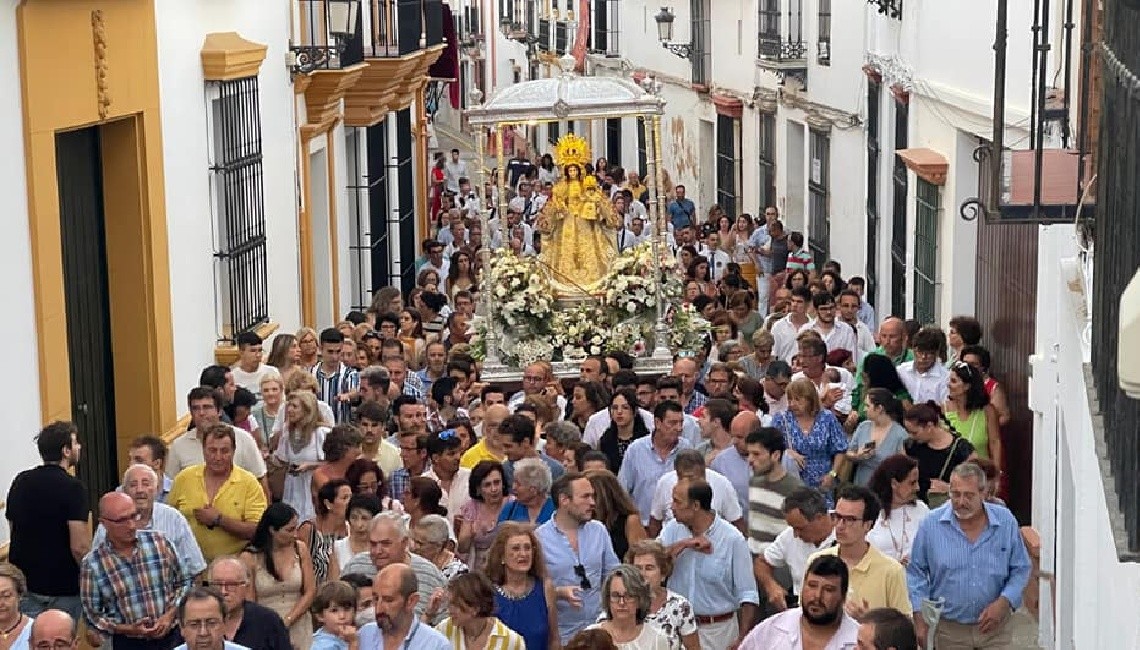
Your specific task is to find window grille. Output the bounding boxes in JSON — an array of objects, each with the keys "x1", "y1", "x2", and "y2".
[
  {"x1": 808, "y1": 129, "x2": 830, "y2": 266},
  {"x1": 758, "y1": 111, "x2": 776, "y2": 210},
  {"x1": 715, "y1": 114, "x2": 742, "y2": 217},
  {"x1": 913, "y1": 179, "x2": 939, "y2": 325},
  {"x1": 890, "y1": 99, "x2": 910, "y2": 318}
]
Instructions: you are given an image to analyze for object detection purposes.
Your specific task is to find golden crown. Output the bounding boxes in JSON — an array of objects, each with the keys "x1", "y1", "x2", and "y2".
[{"x1": 553, "y1": 133, "x2": 591, "y2": 168}]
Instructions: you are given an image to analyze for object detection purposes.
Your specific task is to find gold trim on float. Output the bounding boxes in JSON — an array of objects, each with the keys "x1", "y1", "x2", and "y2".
[
  {"x1": 201, "y1": 32, "x2": 269, "y2": 81},
  {"x1": 213, "y1": 321, "x2": 281, "y2": 365}
]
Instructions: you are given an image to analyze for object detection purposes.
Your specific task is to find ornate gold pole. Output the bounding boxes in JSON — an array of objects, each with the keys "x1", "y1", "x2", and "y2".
[
  {"x1": 639, "y1": 77, "x2": 672, "y2": 361},
  {"x1": 652, "y1": 113, "x2": 667, "y2": 235},
  {"x1": 496, "y1": 125, "x2": 508, "y2": 248},
  {"x1": 473, "y1": 106, "x2": 502, "y2": 367}
]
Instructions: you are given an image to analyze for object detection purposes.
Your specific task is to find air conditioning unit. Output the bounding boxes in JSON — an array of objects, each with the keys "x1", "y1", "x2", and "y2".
[{"x1": 1118, "y1": 267, "x2": 1140, "y2": 398}]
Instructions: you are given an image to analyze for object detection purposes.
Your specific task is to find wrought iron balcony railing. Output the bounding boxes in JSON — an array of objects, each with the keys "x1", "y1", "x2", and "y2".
[
  {"x1": 758, "y1": 34, "x2": 807, "y2": 61},
  {"x1": 868, "y1": 0, "x2": 902, "y2": 19}
]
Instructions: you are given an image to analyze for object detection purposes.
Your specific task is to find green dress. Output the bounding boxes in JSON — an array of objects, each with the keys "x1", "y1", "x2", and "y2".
[{"x1": 946, "y1": 408, "x2": 989, "y2": 459}]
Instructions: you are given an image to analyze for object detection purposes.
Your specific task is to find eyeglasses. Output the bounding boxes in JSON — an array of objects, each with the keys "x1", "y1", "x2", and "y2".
[
  {"x1": 573, "y1": 564, "x2": 592, "y2": 590},
  {"x1": 182, "y1": 618, "x2": 223, "y2": 632},
  {"x1": 101, "y1": 511, "x2": 142, "y2": 525},
  {"x1": 829, "y1": 512, "x2": 865, "y2": 525},
  {"x1": 205, "y1": 580, "x2": 247, "y2": 590},
  {"x1": 609, "y1": 592, "x2": 632, "y2": 604}
]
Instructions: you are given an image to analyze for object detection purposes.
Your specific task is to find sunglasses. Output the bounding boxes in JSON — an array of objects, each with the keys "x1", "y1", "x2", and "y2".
[{"x1": 573, "y1": 564, "x2": 592, "y2": 590}]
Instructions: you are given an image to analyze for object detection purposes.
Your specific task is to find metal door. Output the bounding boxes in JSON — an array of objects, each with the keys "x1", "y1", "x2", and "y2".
[{"x1": 55, "y1": 126, "x2": 117, "y2": 513}]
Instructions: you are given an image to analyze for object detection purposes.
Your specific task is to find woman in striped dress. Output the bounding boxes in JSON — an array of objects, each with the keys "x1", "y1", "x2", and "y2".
[{"x1": 435, "y1": 573, "x2": 526, "y2": 649}]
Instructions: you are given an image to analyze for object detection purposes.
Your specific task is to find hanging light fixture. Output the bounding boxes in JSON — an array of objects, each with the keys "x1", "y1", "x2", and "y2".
[{"x1": 327, "y1": 0, "x2": 361, "y2": 39}]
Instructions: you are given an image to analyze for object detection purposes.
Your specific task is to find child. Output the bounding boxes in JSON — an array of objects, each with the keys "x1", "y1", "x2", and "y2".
[
  {"x1": 311, "y1": 580, "x2": 359, "y2": 650},
  {"x1": 785, "y1": 231, "x2": 816, "y2": 274},
  {"x1": 225, "y1": 387, "x2": 259, "y2": 436}
]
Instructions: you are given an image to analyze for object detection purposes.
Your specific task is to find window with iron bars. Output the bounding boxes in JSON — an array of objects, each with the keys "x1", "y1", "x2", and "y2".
[
  {"x1": 716, "y1": 114, "x2": 742, "y2": 218},
  {"x1": 808, "y1": 128, "x2": 830, "y2": 267},
  {"x1": 554, "y1": 20, "x2": 568, "y2": 52},
  {"x1": 539, "y1": 17, "x2": 551, "y2": 50},
  {"x1": 758, "y1": 110, "x2": 776, "y2": 211},
  {"x1": 913, "y1": 179, "x2": 939, "y2": 326},
  {"x1": 865, "y1": 78, "x2": 881, "y2": 305},
  {"x1": 890, "y1": 99, "x2": 909, "y2": 319},
  {"x1": 589, "y1": 0, "x2": 621, "y2": 56},
  {"x1": 758, "y1": 0, "x2": 805, "y2": 60},
  {"x1": 209, "y1": 76, "x2": 268, "y2": 340},
  {"x1": 817, "y1": 0, "x2": 831, "y2": 65},
  {"x1": 690, "y1": 0, "x2": 711, "y2": 84},
  {"x1": 636, "y1": 116, "x2": 647, "y2": 176}
]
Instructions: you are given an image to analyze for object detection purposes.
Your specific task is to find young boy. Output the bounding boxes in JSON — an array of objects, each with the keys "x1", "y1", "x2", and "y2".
[
  {"x1": 785, "y1": 231, "x2": 816, "y2": 274},
  {"x1": 311, "y1": 581, "x2": 359, "y2": 650}
]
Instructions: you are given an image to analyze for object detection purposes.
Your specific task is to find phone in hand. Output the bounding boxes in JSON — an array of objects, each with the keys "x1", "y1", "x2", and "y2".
[{"x1": 862, "y1": 441, "x2": 877, "y2": 453}]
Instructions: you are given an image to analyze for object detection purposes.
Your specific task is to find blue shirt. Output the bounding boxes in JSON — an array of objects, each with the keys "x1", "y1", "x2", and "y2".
[
  {"x1": 709, "y1": 447, "x2": 751, "y2": 515},
  {"x1": 906, "y1": 502, "x2": 1032, "y2": 624},
  {"x1": 667, "y1": 198, "x2": 696, "y2": 231},
  {"x1": 357, "y1": 620, "x2": 451, "y2": 650},
  {"x1": 498, "y1": 496, "x2": 555, "y2": 525},
  {"x1": 658, "y1": 516, "x2": 760, "y2": 616},
  {"x1": 535, "y1": 517, "x2": 619, "y2": 643},
  {"x1": 503, "y1": 453, "x2": 565, "y2": 488},
  {"x1": 618, "y1": 436, "x2": 693, "y2": 525},
  {"x1": 311, "y1": 628, "x2": 347, "y2": 650}
]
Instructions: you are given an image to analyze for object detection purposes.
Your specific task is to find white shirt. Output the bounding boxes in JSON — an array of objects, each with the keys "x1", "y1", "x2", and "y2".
[
  {"x1": 706, "y1": 248, "x2": 732, "y2": 281},
  {"x1": 422, "y1": 466, "x2": 472, "y2": 529},
  {"x1": 763, "y1": 526, "x2": 837, "y2": 595},
  {"x1": 867, "y1": 501, "x2": 930, "y2": 563},
  {"x1": 738, "y1": 607, "x2": 859, "y2": 650},
  {"x1": 582, "y1": 408, "x2": 655, "y2": 447},
  {"x1": 443, "y1": 159, "x2": 468, "y2": 193},
  {"x1": 166, "y1": 425, "x2": 268, "y2": 479},
  {"x1": 897, "y1": 360, "x2": 951, "y2": 404},
  {"x1": 649, "y1": 469, "x2": 743, "y2": 525},
  {"x1": 842, "y1": 318, "x2": 877, "y2": 363},
  {"x1": 230, "y1": 363, "x2": 279, "y2": 400},
  {"x1": 770, "y1": 314, "x2": 810, "y2": 362},
  {"x1": 791, "y1": 367, "x2": 855, "y2": 415},
  {"x1": 798, "y1": 320, "x2": 859, "y2": 360}
]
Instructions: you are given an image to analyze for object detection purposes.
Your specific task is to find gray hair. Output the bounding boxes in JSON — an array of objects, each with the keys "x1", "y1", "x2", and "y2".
[
  {"x1": 513, "y1": 458, "x2": 553, "y2": 494},
  {"x1": 414, "y1": 514, "x2": 450, "y2": 545},
  {"x1": 543, "y1": 421, "x2": 582, "y2": 447},
  {"x1": 601, "y1": 564, "x2": 652, "y2": 623},
  {"x1": 951, "y1": 462, "x2": 988, "y2": 489},
  {"x1": 360, "y1": 365, "x2": 390, "y2": 386},
  {"x1": 370, "y1": 511, "x2": 408, "y2": 539},
  {"x1": 782, "y1": 487, "x2": 829, "y2": 520},
  {"x1": 122, "y1": 463, "x2": 159, "y2": 486},
  {"x1": 673, "y1": 448, "x2": 705, "y2": 473}
]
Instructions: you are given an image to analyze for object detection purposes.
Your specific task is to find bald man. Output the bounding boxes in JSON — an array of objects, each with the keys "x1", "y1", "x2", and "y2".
[
  {"x1": 30, "y1": 609, "x2": 78, "y2": 649},
  {"x1": 852, "y1": 317, "x2": 914, "y2": 415},
  {"x1": 357, "y1": 564, "x2": 450, "y2": 649},
  {"x1": 672, "y1": 357, "x2": 707, "y2": 415},
  {"x1": 81, "y1": 492, "x2": 192, "y2": 648},
  {"x1": 460, "y1": 404, "x2": 509, "y2": 469},
  {"x1": 169, "y1": 557, "x2": 289, "y2": 650},
  {"x1": 711, "y1": 411, "x2": 764, "y2": 517}
]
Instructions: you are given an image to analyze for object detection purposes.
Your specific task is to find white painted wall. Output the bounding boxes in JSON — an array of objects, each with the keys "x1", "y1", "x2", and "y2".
[
  {"x1": 155, "y1": 0, "x2": 302, "y2": 409},
  {"x1": 0, "y1": 1, "x2": 46, "y2": 542},
  {"x1": 1030, "y1": 225, "x2": 1140, "y2": 650}
]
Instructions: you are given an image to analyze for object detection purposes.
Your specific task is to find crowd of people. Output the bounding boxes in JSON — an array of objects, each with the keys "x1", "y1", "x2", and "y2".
[{"x1": 0, "y1": 148, "x2": 1033, "y2": 650}]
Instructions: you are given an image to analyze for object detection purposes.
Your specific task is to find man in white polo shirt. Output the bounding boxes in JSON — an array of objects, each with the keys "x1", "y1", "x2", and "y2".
[
  {"x1": 647, "y1": 448, "x2": 744, "y2": 537},
  {"x1": 755, "y1": 487, "x2": 836, "y2": 611}
]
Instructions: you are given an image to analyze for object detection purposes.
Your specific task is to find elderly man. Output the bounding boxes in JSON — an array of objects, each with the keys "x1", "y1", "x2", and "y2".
[
  {"x1": 535, "y1": 472, "x2": 619, "y2": 643},
  {"x1": 126, "y1": 436, "x2": 173, "y2": 502},
  {"x1": 907, "y1": 463, "x2": 1031, "y2": 648},
  {"x1": 30, "y1": 609, "x2": 79, "y2": 650},
  {"x1": 96, "y1": 464, "x2": 206, "y2": 578},
  {"x1": 357, "y1": 564, "x2": 450, "y2": 649},
  {"x1": 671, "y1": 358, "x2": 707, "y2": 415},
  {"x1": 81, "y1": 492, "x2": 193, "y2": 648},
  {"x1": 460, "y1": 404, "x2": 508, "y2": 469},
  {"x1": 756, "y1": 487, "x2": 836, "y2": 610},
  {"x1": 178, "y1": 557, "x2": 290, "y2": 649},
  {"x1": 660, "y1": 479, "x2": 758, "y2": 648},
  {"x1": 176, "y1": 586, "x2": 248, "y2": 650},
  {"x1": 341, "y1": 513, "x2": 447, "y2": 624},
  {"x1": 499, "y1": 457, "x2": 555, "y2": 525},
  {"x1": 166, "y1": 387, "x2": 268, "y2": 496},
  {"x1": 167, "y1": 424, "x2": 268, "y2": 561},
  {"x1": 507, "y1": 362, "x2": 567, "y2": 415},
  {"x1": 738, "y1": 555, "x2": 860, "y2": 649}
]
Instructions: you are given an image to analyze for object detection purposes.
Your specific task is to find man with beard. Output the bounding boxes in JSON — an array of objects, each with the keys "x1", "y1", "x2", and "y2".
[
  {"x1": 907, "y1": 463, "x2": 1030, "y2": 648},
  {"x1": 357, "y1": 564, "x2": 450, "y2": 649},
  {"x1": 535, "y1": 472, "x2": 619, "y2": 643},
  {"x1": 738, "y1": 554, "x2": 859, "y2": 649}
]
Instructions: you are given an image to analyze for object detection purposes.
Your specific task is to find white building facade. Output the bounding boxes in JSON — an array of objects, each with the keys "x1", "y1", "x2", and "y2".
[{"x1": 0, "y1": 0, "x2": 442, "y2": 541}]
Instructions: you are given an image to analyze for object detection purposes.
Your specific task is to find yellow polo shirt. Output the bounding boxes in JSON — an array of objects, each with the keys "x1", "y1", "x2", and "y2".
[
  {"x1": 460, "y1": 440, "x2": 505, "y2": 469},
  {"x1": 808, "y1": 544, "x2": 912, "y2": 615},
  {"x1": 167, "y1": 464, "x2": 267, "y2": 561}
]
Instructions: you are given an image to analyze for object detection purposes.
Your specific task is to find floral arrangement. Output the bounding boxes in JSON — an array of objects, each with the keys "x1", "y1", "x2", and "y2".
[
  {"x1": 598, "y1": 241, "x2": 682, "y2": 319},
  {"x1": 550, "y1": 303, "x2": 612, "y2": 358},
  {"x1": 488, "y1": 251, "x2": 554, "y2": 337},
  {"x1": 667, "y1": 302, "x2": 712, "y2": 354}
]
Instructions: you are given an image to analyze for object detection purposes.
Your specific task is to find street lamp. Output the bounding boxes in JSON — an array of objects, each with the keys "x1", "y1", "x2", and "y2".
[
  {"x1": 499, "y1": 15, "x2": 513, "y2": 37},
  {"x1": 654, "y1": 7, "x2": 693, "y2": 60},
  {"x1": 327, "y1": 0, "x2": 361, "y2": 39}
]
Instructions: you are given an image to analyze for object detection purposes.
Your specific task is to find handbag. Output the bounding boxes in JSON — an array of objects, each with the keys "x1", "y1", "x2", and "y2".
[{"x1": 926, "y1": 437, "x2": 964, "y2": 509}]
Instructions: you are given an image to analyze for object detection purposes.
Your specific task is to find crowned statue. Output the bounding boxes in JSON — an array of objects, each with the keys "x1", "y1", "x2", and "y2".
[{"x1": 535, "y1": 134, "x2": 622, "y2": 296}]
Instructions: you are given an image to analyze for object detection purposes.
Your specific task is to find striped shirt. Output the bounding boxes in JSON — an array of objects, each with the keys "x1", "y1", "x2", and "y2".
[
  {"x1": 435, "y1": 617, "x2": 526, "y2": 649},
  {"x1": 748, "y1": 473, "x2": 803, "y2": 555},
  {"x1": 92, "y1": 502, "x2": 207, "y2": 577},
  {"x1": 311, "y1": 362, "x2": 360, "y2": 424},
  {"x1": 80, "y1": 530, "x2": 193, "y2": 633}
]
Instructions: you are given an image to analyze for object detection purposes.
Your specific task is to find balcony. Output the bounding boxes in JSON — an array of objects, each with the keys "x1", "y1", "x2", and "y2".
[
  {"x1": 757, "y1": 33, "x2": 807, "y2": 86},
  {"x1": 868, "y1": 0, "x2": 902, "y2": 20},
  {"x1": 293, "y1": 0, "x2": 363, "y2": 72}
]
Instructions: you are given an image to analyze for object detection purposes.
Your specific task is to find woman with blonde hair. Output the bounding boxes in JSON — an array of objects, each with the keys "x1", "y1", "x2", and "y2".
[
  {"x1": 585, "y1": 469, "x2": 645, "y2": 562},
  {"x1": 274, "y1": 391, "x2": 330, "y2": 522},
  {"x1": 0, "y1": 563, "x2": 32, "y2": 649},
  {"x1": 267, "y1": 333, "x2": 302, "y2": 385},
  {"x1": 487, "y1": 522, "x2": 560, "y2": 650},
  {"x1": 295, "y1": 327, "x2": 320, "y2": 368},
  {"x1": 771, "y1": 377, "x2": 848, "y2": 500}
]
